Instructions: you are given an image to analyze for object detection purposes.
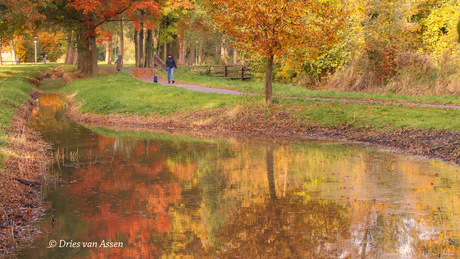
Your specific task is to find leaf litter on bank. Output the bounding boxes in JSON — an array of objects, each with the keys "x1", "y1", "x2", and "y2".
[
  {"x1": 66, "y1": 103, "x2": 460, "y2": 166},
  {"x1": 0, "y1": 96, "x2": 56, "y2": 256}
]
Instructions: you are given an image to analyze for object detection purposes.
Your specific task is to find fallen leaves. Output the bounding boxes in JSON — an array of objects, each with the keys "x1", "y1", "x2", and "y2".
[
  {"x1": 131, "y1": 68, "x2": 157, "y2": 79},
  {"x1": 0, "y1": 96, "x2": 54, "y2": 255}
]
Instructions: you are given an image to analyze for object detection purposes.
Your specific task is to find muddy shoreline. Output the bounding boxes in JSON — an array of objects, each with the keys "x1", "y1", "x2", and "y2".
[
  {"x1": 66, "y1": 103, "x2": 460, "y2": 167},
  {"x1": 0, "y1": 90, "x2": 54, "y2": 257}
]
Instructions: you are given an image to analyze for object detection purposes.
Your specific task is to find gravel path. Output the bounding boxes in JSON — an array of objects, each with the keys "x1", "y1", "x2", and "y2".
[{"x1": 137, "y1": 76, "x2": 250, "y2": 95}]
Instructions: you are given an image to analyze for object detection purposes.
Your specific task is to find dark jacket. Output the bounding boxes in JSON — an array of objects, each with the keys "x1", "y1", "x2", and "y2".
[{"x1": 166, "y1": 57, "x2": 177, "y2": 68}]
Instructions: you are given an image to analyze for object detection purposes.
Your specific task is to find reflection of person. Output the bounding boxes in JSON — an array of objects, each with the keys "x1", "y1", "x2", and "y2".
[{"x1": 165, "y1": 53, "x2": 177, "y2": 84}]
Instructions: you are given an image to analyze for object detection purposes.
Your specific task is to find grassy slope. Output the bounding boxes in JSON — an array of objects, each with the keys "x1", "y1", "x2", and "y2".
[
  {"x1": 0, "y1": 64, "x2": 54, "y2": 162},
  {"x1": 64, "y1": 69, "x2": 460, "y2": 132},
  {"x1": 64, "y1": 71, "x2": 257, "y2": 115}
]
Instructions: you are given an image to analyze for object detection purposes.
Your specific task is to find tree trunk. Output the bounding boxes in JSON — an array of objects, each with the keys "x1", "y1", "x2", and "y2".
[
  {"x1": 105, "y1": 40, "x2": 112, "y2": 64},
  {"x1": 170, "y1": 34, "x2": 179, "y2": 62},
  {"x1": 81, "y1": 35, "x2": 98, "y2": 77},
  {"x1": 10, "y1": 40, "x2": 16, "y2": 63},
  {"x1": 153, "y1": 29, "x2": 158, "y2": 52},
  {"x1": 180, "y1": 38, "x2": 186, "y2": 65},
  {"x1": 457, "y1": 20, "x2": 460, "y2": 43},
  {"x1": 199, "y1": 38, "x2": 203, "y2": 64},
  {"x1": 65, "y1": 32, "x2": 78, "y2": 65},
  {"x1": 119, "y1": 22, "x2": 124, "y2": 56},
  {"x1": 221, "y1": 36, "x2": 228, "y2": 64},
  {"x1": 232, "y1": 48, "x2": 238, "y2": 65},
  {"x1": 265, "y1": 55, "x2": 274, "y2": 104},
  {"x1": 188, "y1": 42, "x2": 195, "y2": 66},
  {"x1": 145, "y1": 29, "x2": 153, "y2": 67},
  {"x1": 89, "y1": 35, "x2": 99, "y2": 77},
  {"x1": 163, "y1": 42, "x2": 167, "y2": 62},
  {"x1": 266, "y1": 146, "x2": 277, "y2": 200},
  {"x1": 138, "y1": 26, "x2": 145, "y2": 68},
  {"x1": 134, "y1": 30, "x2": 139, "y2": 67},
  {"x1": 77, "y1": 52, "x2": 83, "y2": 71},
  {"x1": 216, "y1": 39, "x2": 221, "y2": 60},
  {"x1": 76, "y1": 32, "x2": 83, "y2": 70},
  {"x1": 0, "y1": 36, "x2": 2, "y2": 66},
  {"x1": 178, "y1": 29, "x2": 186, "y2": 65}
]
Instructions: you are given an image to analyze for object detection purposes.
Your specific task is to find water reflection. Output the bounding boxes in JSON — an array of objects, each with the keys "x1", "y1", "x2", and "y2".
[{"x1": 19, "y1": 93, "x2": 460, "y2": 258}]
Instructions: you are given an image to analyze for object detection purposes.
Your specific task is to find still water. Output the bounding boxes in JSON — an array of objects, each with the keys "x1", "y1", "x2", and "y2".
[{"x1": 19, "y1": 90, "x2": 460, "y2": 258}]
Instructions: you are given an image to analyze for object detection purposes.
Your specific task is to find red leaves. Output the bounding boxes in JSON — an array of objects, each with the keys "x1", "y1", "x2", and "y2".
[
  {"x1": 96, "y1": 29, "x2": 113, "y2": 44},
  {"x1": 68, "y1": 0, "x2": 162, "y2": 37}
]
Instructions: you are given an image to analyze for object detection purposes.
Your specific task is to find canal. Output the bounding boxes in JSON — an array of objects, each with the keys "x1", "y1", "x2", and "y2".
[{"x1": 18, "y1": 80, "x2": 460, "y2": 258}]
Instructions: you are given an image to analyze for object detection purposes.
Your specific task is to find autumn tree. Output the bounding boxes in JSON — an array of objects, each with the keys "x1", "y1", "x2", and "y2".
[
  {"x1": 156, "y1": 0, "x2": 194, "y2": 65},
  {"x1": 43, "y1": 0, "x2": 161, "y2": 76},
  {"x1": 206, "y1": 0, "x2": 345, "y2": 103},
  {"x1": 0, "y1": 0, "x2": 47, "y2": 65}
]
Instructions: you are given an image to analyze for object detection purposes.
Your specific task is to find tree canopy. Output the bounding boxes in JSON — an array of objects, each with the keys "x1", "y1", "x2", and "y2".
[{"x1": 205, "y1": 0, "x2": 346, "y2": 103}]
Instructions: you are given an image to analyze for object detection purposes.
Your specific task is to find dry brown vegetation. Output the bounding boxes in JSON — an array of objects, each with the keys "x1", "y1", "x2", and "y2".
[
  {"x1": 0, "y1": 91, "x2": 55, "y2": 256},
  {"x1": 325, "y1": 51, "x2": 460, "y2": 96}
]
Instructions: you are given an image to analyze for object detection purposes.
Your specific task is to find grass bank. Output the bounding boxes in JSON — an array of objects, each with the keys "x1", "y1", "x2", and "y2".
[
  {"x1": 0, "y1": 64, "x2": 56, "y2": 255},
  {"x1": 64, "y1": 71, "x2": 255, "y2": 116},
  {"x1": 63, "y1": 68, "x2": 460, "y2": 166},
  {"x1": 64, "y1": 71, "x2": 460, "y2": 132},
  {"x1": 0, "y1": 64, "x2": 55, "y2": 154}
]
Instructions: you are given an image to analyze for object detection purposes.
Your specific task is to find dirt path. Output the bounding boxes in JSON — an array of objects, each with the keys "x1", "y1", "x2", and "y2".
[{"x1": 100, "y1": 67, "x2": 460, "y2": 110}]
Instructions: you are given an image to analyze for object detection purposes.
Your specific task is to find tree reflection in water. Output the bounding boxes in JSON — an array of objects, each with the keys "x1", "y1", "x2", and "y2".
[
  {"x1": 211, "y1": 145, "x2": 350, "y2": 258},
  {"x1": 24, "y1": 96, "x2": 460, "y2": 258}
]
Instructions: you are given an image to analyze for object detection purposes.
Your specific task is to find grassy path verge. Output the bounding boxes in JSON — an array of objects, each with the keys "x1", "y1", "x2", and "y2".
[{"x1": 165, "y1": 68, "x2": 460, "y2": 105}]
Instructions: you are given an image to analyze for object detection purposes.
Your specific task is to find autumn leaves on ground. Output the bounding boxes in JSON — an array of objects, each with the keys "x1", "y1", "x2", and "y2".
[{"x1": 0, "y1": 66, "x2": 55, "y2": 255}]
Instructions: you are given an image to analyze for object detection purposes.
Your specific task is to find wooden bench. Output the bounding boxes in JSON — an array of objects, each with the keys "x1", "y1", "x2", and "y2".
[{"x1": 192, "y1": 65, "x2": 252, "y2": 81}]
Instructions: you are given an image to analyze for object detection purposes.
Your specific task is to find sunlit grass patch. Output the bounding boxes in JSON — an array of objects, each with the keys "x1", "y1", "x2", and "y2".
[
  {"x1": 63, "y1": 72, "x2": 256, "y2": 116},
  {"x1": 283, "y1": 98, "x2": 460, "y2": 130},
  {"x1": 0, "y1": 64, "x2": 56, "y2": 163}
]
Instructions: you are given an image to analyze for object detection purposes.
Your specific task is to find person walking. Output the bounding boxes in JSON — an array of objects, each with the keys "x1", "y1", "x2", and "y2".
[{"x1": 166, "y1": 53, "x2": 177, "y2": 84}]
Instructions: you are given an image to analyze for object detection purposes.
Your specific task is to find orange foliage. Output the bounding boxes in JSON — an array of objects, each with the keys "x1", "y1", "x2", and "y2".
[
  {"x1": 1, "y1": 0, "x2": 46, "y2": 28},
  {"x1": 207, "y1": 0, "x2": 346, "y2": 60},
  {"x1": 62, "y1": 136, "x2": 186, "y2": 258},
  {"x1": 95, "y1": 29, "x2": 113, "y2": 44},
  {"x1": 165, "y1": 0, "x2": 195, "y2": 10}
]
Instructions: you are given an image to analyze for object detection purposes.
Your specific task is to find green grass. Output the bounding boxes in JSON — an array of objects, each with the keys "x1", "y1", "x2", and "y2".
[
  {"x1": 165, "y1": 67, "x2": 460, "y2": 106},
  {"x1": 63, "y1": 71, "x2": 257, "y2": 115},
  {"x1": 64, "y1": 68, "x2": 460, "y2": 132},
  {"x1": 282, "y1": 98, "x2": 460, "y2": 130},
  {"x1": 98, "y1": 61, "x2": 136, "y2": 69},
  {"x1": 0, "y1": 63, "x2": 56, "y2": 162}
]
